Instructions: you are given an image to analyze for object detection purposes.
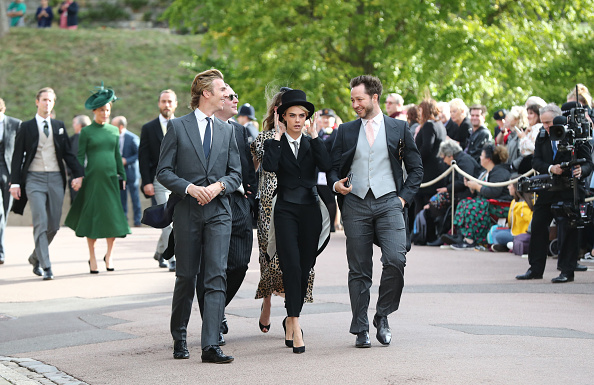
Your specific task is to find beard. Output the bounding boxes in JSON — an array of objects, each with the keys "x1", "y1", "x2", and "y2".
[{"x1": 160, "y1": 109, "x2": 173, "y2": 119}]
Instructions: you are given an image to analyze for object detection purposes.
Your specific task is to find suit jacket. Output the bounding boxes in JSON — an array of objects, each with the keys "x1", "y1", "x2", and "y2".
[
  {"x1": 263, "y1": 134, "x2": 331, "y2": 204},
  {"x1": 121, "y1": 130, "x2": 140, "y2": 184},
  {"x1": 415, "y1": 120, "x2": 446, "y2": 193},
  {"x1": 156, "y1": 112, "x2": 242, "y2": 206},
  {"x1": 532, "y1": 129, "x2": 593, "y2": 202},
  {"x1": 10, "y1": 118, "x2": 83, "y2": 214},
  {"x1": 1, "y1": 115, "x2": 21, "y2": 174},
  {"x1": 328, "y1": 115, "x2": 423, "y2": 209},
  {"x1": 139, "y1": 117, "x2": 164, "y2": 194},
  {"x1": 230, "y1": 121, "x2": 257, "y2": 209}
]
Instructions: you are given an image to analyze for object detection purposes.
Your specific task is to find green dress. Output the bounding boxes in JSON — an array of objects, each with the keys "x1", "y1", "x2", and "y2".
[{"x1": 65, "y1": 122, "x2": 131, "y2": 239}]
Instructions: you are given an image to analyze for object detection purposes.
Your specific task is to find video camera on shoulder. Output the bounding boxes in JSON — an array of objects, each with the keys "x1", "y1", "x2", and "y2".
[{"x1": 549, "y1": 101, "x2": 592, "y2": 148}]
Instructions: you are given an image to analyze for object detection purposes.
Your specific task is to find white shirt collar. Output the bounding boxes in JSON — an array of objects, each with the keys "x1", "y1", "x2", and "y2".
[
  {"x1": 35, "y1": 114, "x2": 51, "y2": 127},
  {"x1": 194, "y1": 108, "x2": 214, "y2": 122},
  {"x1": 361, "y1": 112, "x2": 383, "y2": 127},
  {"x1": 285, "y1": 132, "x2": 302, "y2": 146},
  {"x1": 159, "y1": 114, "x2": 174, "y2": 126}
]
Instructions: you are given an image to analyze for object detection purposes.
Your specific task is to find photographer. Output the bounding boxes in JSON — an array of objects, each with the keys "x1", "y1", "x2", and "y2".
[{"x1": 516, "y1": 103, "x2": 593, "y2": 283}]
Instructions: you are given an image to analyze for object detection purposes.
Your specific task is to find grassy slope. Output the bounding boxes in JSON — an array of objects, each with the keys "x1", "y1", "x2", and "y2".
[{"x1": 0, "y1": 28, "x2": 203, "y2": 135}]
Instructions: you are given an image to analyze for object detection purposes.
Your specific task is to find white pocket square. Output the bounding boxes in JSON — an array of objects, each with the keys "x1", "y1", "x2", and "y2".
[{"x1": 59, "y1": 128, "x2": 64, "y2": 135}]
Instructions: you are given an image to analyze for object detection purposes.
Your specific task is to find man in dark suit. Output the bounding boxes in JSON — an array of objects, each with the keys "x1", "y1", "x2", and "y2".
[
  {"x1": 112, "y1": 116, "x2": 141, "y2": 227},
  {"x1": 10, "y1": 88, "x2": 84, "y2": 280},
  {"x1": 0, "y1": 98, "x2": 21, "y2": 265},
  {"x1": 328, "y1": 75, "x2": 423, "y2": 348},
  {"x1": 139, "y1": 89, "x2": 178, "y2": 270},
  {"x1": 197, "y1": 84, "x2": 256, "y2": 346},
  {"x1": 465, "y1": 104, "x2": 492, "y2": 164},
  {"x1": 67, "y1": 114, "x2": 90, "y2": 204},
  {"x1": 516, "y1": 103, "x2": 593, "y2": 283},
  {"x1": 157, "y1": 69, "x2": 241, "y2": 363}
]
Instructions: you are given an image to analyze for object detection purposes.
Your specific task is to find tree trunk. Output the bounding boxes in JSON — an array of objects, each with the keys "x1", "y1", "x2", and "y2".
[{"x1": 0, "y1": 0, "x2": 9, "y2": 37}]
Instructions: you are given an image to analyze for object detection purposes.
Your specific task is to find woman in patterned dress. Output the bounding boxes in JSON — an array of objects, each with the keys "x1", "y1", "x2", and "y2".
[{"x1": 250, "y1": 87, "x2": 315, "y2": 333}]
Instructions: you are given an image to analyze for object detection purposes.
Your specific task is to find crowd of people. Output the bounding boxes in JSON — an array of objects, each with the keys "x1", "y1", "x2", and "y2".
[
  {"x1": 1, "y1": 70, "x2": 592, "y2": 363},
  {"x1": 6, "y1": 0, "x2": 79, "y2": 29}
]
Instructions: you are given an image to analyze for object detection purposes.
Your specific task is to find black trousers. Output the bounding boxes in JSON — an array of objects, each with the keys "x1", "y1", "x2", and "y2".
[
  {"x1": 528, "y1": 198, "x2": 578, "y2": 277},
  {"x1": 274, "y1": 199, "x2": 321, "y2": 317}
]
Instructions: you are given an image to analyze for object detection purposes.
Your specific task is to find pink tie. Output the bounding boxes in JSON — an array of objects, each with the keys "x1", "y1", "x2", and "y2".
[{"x1": 365, "y1": 120, "x2": 375, "y2": 147}]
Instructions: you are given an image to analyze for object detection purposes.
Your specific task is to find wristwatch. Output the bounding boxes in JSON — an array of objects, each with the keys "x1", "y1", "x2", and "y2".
[{"x1": 218, "y1": 181, "x2": 226, "y2": 195}]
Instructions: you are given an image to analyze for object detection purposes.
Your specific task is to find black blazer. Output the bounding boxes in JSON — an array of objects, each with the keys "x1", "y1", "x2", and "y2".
[
  {"x1": 139, "y1": 117, "x2": 164, "y2": 195},
  {"x1": 415, "y1": 120, "x2": 446, "y2": 193},
  {"x1": 263, "y1": 134, "x2": 331, "y2": 204},
  {"x1": 328, "y1": 115, "x2": 423, "y2": 208},
  {"x1": 11, "y1": 118, "x2": 83, "y2": 214},
  {"x1": 230, "y1": 120, "x2": 257, "y2": 209},
  {"x1": 532, "y1": 129, "x2": 593, "y2": 202},
  {"x1": 478, "y1": 164, "x2": 512, "y2": 200},
  {"x1": 449, "y1": 117, "x2": 471, "y2": 150}
]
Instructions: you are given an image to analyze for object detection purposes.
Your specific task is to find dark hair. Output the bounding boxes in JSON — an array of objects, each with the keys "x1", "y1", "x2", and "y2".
[
  {"x1": 263, "y1": 87, "x2": 291, "y2": 131},
  {"x1": 526, "y1": 103, "x2": 541, "y2": 118},
  {"x1": 407, "y1": 105, "x2": 419, "y2": 125},
  {"x1": 469, "y1": 104, "x2": 487, "y2": 116},
  {"x1": 511, "y1": 181, "x2": 534, "y2": 211},
  {"x1": 350, "y1": 75, "x2": 383, "y2": 100},
  {"x1": 482, "y1": 143, "x2": 508, "y2": 165}
]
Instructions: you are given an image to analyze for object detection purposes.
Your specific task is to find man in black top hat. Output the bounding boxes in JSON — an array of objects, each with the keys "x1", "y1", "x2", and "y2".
[{"x1": 237, "y1": 103, "x2": 258, "y2": 144}]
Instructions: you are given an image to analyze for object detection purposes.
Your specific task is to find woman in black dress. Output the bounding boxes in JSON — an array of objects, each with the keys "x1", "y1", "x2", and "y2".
[{"x1": 262, "y1": 90, "x2": 331, "y2": 353}]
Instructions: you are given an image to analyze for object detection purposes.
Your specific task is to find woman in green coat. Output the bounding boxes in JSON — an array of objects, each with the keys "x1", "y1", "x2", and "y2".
[{"x1": 65, "y1": 84, "x2": 131, "y2": 273}]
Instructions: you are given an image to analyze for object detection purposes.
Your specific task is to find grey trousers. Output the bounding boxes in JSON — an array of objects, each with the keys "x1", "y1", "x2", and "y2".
[
  {"x1": 342, "y1": 191, "x2": 407, "y2": 334},
  {"x1": 26, "y1": 172, "x2": 64, "y2": 270},
  {"x1": 0, "y1": 164, "x2": 12, "y2": 259},
  {"x1": 153, "y1": 179, "x2": 173, "y2": 260}
]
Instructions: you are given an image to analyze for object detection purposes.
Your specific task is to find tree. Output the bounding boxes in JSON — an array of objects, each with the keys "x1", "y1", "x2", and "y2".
[{"x1": 165, "y1": 0, "x2": 594, "y2": 121}]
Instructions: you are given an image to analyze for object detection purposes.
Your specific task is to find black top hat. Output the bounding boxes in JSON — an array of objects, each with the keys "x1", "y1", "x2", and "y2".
[
  {"x1": 493, "y1": 109, "x2": 508, "y2": 120},
  {"x1": 238, "y1": 103, "x2": 256, "y2": 120},
  {"x1": 85, "y1": 82, "x2": 118, "y2": 110},
  {"x1": 277, "y1": 90, "x2": 315, "y2": 119}
]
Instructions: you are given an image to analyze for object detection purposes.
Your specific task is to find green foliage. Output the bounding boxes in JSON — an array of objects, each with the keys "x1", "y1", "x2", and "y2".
[
  {"x1": 80, "y1": 2, "x2": 132, "y2": 23},
  {"x1": 0, "y1": 28, "x2": 201, "y2": 136},
  {"x1": 164, "y1": 0, "x2": 594, "y2": 122}
]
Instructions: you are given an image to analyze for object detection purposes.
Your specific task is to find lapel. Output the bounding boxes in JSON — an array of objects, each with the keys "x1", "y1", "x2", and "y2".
[
  {"x1": 181, "y1": 112, "x2": 208, "y2": 172},
  {"x1": 29, "y1": 119, "x2": 40, "y2": 151},
  {"x1": 207, "y1": 118, "x2": 226, "y2": 173},
  {"x1": 347, "y1": 119, "x2": 362, "y2": 149},
  {"x1": 280, "y1": 134, "x2": 299, "y2": 167},
  {"x1": 155, "y1": 118, "x2": 165, "y2": 142},
  {"x1": 383, "y1": 115, "x2": 399, "y2": 153},
  {"x1": 297, "y1": 135, "x2": 310, "y2": 164},
  {"x1": 51, "y1": 119, "x2": 62, "y2": 157}
]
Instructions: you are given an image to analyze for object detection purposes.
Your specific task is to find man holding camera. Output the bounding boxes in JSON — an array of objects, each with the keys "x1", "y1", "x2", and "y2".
[{"x1": 516, "y1": 103, "x2": 593, "y2": 283}]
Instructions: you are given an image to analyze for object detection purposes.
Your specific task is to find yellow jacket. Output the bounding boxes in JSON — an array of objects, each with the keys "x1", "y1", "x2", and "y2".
[{"x1": 508, "y1": 199, "x2": 533, "y2": 236}]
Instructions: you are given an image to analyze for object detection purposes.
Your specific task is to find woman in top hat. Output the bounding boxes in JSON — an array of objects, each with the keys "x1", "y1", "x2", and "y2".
[
  {"x1": 262, "y1": 89, "x2": 332, "y2": 353},
  {"x1": 65, "y1": 84, "x2": 131, "y2": 273}
]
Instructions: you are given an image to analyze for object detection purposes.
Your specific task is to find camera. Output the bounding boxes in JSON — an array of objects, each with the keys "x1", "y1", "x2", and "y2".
[
  {"x1": 551, "y1": 201, "x2": 593, "y2": 228},
  {"x1": 548, "y1": 101, "x2": 592, "y2": 147}
]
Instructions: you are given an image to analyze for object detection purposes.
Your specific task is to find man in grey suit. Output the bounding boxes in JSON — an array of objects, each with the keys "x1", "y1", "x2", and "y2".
[
  {"x1": 328, "y1": 75, "x2": 423, "y2": 348},
  {"x1": 157, "y1": 69, "x2": 241, "y2": 363},
  {"x1": 0, "y1": 98, "x2": 21, "y2": 265}
]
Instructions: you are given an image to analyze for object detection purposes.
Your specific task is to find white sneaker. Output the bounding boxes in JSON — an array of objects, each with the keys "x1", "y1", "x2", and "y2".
[
  {"x1": 581, "y1": 252, "x2": 594, "y2": 262},
  {"x1": 507, "y1": 241, "x2": 514, "y2": 250}
]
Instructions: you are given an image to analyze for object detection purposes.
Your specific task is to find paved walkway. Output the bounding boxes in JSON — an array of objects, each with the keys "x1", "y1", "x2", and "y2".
[{"x1": 0, "y1": 226, "x2": 593, "y2": 385}]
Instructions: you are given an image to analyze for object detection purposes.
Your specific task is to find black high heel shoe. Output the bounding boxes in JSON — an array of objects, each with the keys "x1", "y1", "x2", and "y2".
[
  {"x1": 259, "y1": 303, "x2": 270, "y2": 333},
  {"x1": 293, "y1": 330, "x2": 305, "y2": 354},
  {"x1": 282, "y1": 317, "x2": 293, "y2": 347},
  {"x1": 103, "y1": 256, "x2": 114, "y2": 272},
  {"x1": 88, "y1": 260, "x2": 99, "y2": 274}
]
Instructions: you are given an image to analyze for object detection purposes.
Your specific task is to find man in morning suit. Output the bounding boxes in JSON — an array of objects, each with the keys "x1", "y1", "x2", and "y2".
[
  {"x1": 139, "y1": 89, "x2": 177, "y2": 271},
  {"x1": 157, "y1": 69, "x2": 242, "y2": 363},
  {"x1": 328, "y1": 75, "x2": 423, "y2": 348},
  {"x1": 10, "y1": 88, "x2": 84, "y2": 280},
  {"x1": 196, "y1": 84, "x2": 256, "y2": 346},
  {"x1": 516, "y1": 103, "x2": 593, "y2": 283},
  {"x1": 0, "y1": 98, "x2": 21, "y2": 265}
]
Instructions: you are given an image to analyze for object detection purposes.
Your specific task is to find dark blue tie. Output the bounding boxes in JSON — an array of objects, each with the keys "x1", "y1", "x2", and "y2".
[
  {"x1": 204, "y1": 117, "x2": 211, "y2": 158},
  {"x1": 552, "y1": 140, "x2": 557, "y2": 159}
]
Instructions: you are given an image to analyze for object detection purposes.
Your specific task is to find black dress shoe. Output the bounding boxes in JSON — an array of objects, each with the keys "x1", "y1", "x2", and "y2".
[
  {"x1": 515, "y1": 269, "x2": 543, "y2": 280},
  {"x1": 0, "y1": 254, "x2": 4, "y2": 264},
  {"x1": 32, "y1": 262, "x2": 43, "y2": 277},
  {"x1": 575, "y1": 264, "x2": 588, "y2": 272},
  {"x1": 42, "y1": 267, "x2": 54, "y2": 280},
  {"x1": 551, "y1": 273, "x2": 574, "y2": 283},
  {"x1": 221, "y1": 316, "x2": 229, "y2": 334},
  {"x1": 201, "y1": 345, "x2": 234, "y2": 363},
  {"x1": 158, "y1": 256, "x2": 167, "y2": 268},
  {"x1": 441, "y1": 233, "x2": 463, "y2": 245},
  {"x1": 173, "y1": 340, "x2": 189, "y2": 359},
  {"x1": 355, "y1": 331, "x2": 371, "y2": 348},
  {"x1": 218, "y1": 332, "x2": 226, "y2": 346},
  {"x1": 373, "y1": 315, "x2": 392, "y2": 346},
  {"x1": 168, "y1": 260, "x2": 176, "y2": 272}
]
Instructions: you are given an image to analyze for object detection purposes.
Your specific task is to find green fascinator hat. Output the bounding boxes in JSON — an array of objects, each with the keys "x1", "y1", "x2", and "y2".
[{"x1": 85, "y1": 82, "x2": 118, "y2": 110}]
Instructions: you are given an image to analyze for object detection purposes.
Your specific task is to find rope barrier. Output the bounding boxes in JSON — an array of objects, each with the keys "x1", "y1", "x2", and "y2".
[{"x1": 420, "y1": 162, "x2": 535, "y2": 189}]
